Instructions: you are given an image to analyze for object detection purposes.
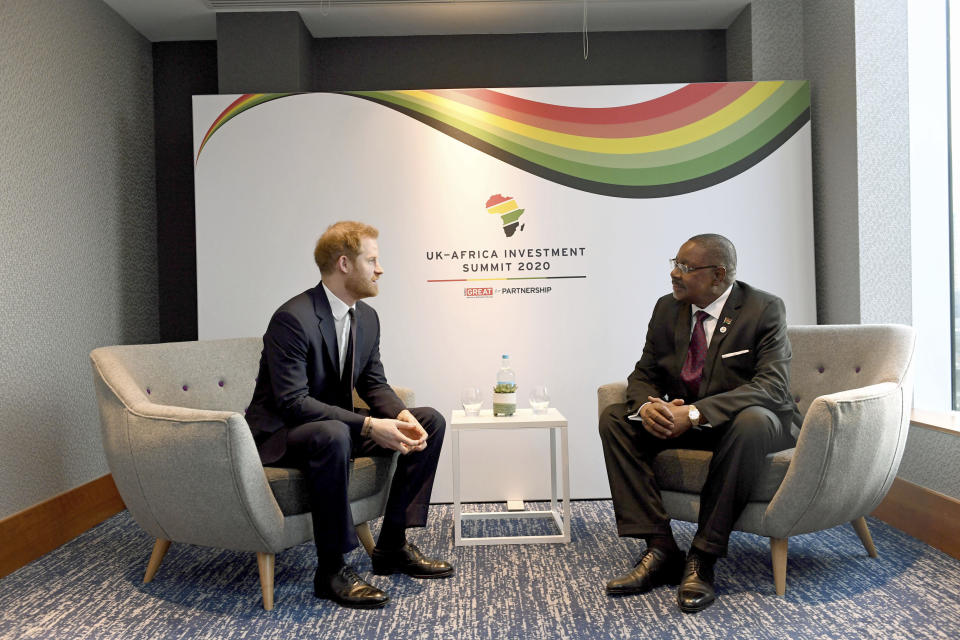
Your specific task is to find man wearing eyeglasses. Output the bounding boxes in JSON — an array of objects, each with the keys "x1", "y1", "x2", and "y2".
[{"x1": 598, "y1": 233, "x2": 800, "y2": 613}]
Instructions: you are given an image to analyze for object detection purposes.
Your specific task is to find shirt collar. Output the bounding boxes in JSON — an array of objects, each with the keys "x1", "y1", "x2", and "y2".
[
  {"x1": 693, "y1": 283, "x2": 734, "y2": 320},
  {"x1": 321, "y1": 281, "x2": 354, "y2": 321}
]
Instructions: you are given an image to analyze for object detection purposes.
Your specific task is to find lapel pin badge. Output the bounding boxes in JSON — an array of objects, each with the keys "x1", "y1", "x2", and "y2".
[
  {"x1": 719, "y1": 326, "x2": 727, "y2": 334},
  {"x1": 723, "y1": 317, "x2": 732, "y2": 324}
]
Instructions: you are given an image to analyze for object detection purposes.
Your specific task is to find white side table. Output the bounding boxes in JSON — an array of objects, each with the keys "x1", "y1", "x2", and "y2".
[{"x1": 450, "y1": 407, "x2": 571, "y2": 545}]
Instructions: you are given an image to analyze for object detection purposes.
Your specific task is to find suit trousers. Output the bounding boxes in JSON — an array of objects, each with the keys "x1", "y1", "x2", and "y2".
[
  {"x1": 599, "y1": 402, "x2": 795, "y2": 556},
  {"x1": 269, "y1": 406, "x2": 446, "y2": 558}
]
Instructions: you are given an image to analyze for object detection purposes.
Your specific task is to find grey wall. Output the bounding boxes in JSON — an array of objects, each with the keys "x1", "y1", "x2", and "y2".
[
  {"x1": 154, "y1": 42, "x2": 218, "y2": 343},
  {"x1": 853, "y1": 0, "x2": 911, "y2": 325},
  {"x1": 726, "y1": 5, "x2": 753, "y2": 81},
  {"x1": 898, "y1": 427, "x2": 960, "y2": 498},
  {"x1": 805, "y1": 0, "x2": 927, "y2": 494},
  {"x1": 0, "y1": 0, "x2": 157, "y2": 519},
  {"x1": 749, "y1": 0, "x2": 804, "y2": 81},
  {"x1": 732, "y1": 0, "x2": 952, "y2": 500},
  {"x1": 314, "y1": 30, "x2": 726, "y2": 91},
  {"x1": 802, "y1": 0, "x2": 862, "y2": 324},
  {"x1": 731, "y1": 0, "x2": 911, "y2": 326},
  {"x1": 728, "y1": 1, "x2": 806, "y2": 82},
  {"x1": 217, "y1": 11, "x2": 313, "y2": 93}
]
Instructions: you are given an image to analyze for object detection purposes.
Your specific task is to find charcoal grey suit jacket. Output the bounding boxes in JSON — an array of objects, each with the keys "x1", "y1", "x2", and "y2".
[{"x1": 625, "y1": 281, "x2": 801, "y2": 431}]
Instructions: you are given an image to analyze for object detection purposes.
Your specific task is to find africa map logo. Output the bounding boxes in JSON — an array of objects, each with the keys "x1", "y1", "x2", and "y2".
[{"x1": 486, "y1": 194, "x2": 525, "y2": 237}]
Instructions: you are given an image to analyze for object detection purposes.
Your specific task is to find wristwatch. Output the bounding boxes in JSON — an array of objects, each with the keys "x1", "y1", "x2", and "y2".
[{"x1": 687, "y1": 405, "x2": 701, "y2": 425}]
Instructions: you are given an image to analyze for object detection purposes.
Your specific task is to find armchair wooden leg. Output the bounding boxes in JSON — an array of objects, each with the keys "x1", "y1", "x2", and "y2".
[
  {"x1": 143, "y1": 538, "x2": 171, "y2": 583},
  {"x1": 356, "y1": 521, "x2": 376, "y2": 556},
  {"x1": 851, "y1": 516, "x2": 878, "y2": 558},
  {"x1": 256, "y1": 552, "x2": 275, "y2": 611},
  {"x1": 770, "y1": 537, "x2": 788, "y2": 596}
]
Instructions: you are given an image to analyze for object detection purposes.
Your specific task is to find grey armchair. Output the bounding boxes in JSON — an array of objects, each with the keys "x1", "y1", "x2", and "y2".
[
  {"x1": 90, "y1": 337, "x2": 408, "y2": 610},
  {"x1": 597, "y1": 324, "x2": 916, "y2": 595}
]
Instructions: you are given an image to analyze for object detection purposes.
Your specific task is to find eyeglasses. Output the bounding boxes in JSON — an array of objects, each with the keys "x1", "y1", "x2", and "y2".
[{"x1": 669, "y1": 258, "x2": 722, "y2": 275}]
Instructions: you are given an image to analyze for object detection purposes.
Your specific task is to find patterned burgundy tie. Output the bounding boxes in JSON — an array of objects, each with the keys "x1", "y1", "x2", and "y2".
[{"x1": 680, "y1": 310, "x2": 709, "y2": 399}]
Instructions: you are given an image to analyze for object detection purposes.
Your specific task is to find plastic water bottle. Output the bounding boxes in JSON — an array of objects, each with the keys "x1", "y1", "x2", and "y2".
[
  {"x1": 494, "y1": 354, "x2": 517, "y2": 416},
  {"x1": 497, "y1": 354, "x2": 516, "y2": 387}
]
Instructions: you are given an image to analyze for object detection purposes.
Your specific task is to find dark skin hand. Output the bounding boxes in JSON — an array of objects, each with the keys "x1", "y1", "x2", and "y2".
[{"x1": 640, "y1": 396, "x2": 696, "y2": 439}]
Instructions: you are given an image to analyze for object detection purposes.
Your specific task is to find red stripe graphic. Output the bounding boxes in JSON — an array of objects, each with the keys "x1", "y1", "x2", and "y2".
[
  {"x1": 431, "y1": 84, "x2": 756, "y2": 139},
  {"x1": 435, "y1": 83, "x2": 744, "y2": 125}
]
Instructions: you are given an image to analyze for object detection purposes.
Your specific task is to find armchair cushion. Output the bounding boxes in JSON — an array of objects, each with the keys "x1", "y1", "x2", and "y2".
[
  {"x1": 264, "y1": 456, "x2": 396, "y2": 516},
  {"x1": 653, "y1": 448, "x2": 796, "y2": 501}
]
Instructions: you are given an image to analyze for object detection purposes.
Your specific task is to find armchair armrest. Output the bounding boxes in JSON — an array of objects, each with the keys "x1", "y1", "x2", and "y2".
[
  {"x1": 598, "y1": 382, "x2": 628, "y2": 417},
  {"x1": 101, "y1": 395, "x2": 290, "y2": 553},
  {"x1": 127, "y1": 400, "x2": 235, "y2": 423},
  {"x1": 762, "y1": 382, "x2": 909, "y2": 537},
  {"x1": 392, "y1": 386, "x2": 415, "y2": 408},
  {"x1": 353, "y1": 385, "x2": 416, "y2": 412}
]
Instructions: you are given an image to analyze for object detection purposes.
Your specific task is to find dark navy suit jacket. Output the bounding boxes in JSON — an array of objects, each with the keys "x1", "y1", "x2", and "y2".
[{"x1": 246, "y1": 283, "x2": 406, "y2": 464}]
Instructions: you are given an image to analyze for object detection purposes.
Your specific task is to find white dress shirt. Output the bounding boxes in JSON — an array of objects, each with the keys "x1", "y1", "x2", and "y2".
[
  {"x1": 628, "y1": 283, "x2": 735, "y2": 423},
  {"x1": 691, "y1": 283, "x2": 734, "y2": 347}
]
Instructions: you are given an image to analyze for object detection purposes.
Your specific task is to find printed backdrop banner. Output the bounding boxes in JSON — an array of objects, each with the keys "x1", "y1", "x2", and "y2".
[{"x1": 193, "y1": 83, "x2": 815, "y2": 502}]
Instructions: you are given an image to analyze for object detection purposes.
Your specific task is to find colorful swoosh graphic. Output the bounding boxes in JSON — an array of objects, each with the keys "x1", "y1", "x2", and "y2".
[
  {"x1": 195, "y1": 82, "x2": 809, "y2": 198},
  {"x1": 195, "y1": 93, "x2": 298, "y2": 163}
]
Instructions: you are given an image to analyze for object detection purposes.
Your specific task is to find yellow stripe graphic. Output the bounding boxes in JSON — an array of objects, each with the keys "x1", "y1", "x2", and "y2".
[
  {"x1": 487, "y1": 200, "x2": 519, "y2": 214},
  {"x1": 398, "y1": 82, "x2": 783, "y2": 155}
]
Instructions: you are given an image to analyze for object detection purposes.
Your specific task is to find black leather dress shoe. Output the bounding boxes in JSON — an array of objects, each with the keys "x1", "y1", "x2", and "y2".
[
  {"x1": 314, "y1": 565, "x2": 390, "y2": 609},
  {"x1": 606, "y1": 548, "x2": 685, "y2": 595},
  {"x1": 371, "y1": 542, "x2": 454, "y2": 578},
  {"x1": 677, "y1": 553, "x2": 716, "y2": 613}
]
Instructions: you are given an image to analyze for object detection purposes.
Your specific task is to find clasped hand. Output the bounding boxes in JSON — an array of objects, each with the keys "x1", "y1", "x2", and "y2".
[
  {"x1": 368, "y1": 409, "x2": 428, "y2": 454},
  {"x1": 640, "y1": 396, "x2": 694, "y2": 439}
]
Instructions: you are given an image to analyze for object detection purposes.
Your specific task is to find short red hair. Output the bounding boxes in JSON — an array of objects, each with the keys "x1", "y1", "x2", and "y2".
[{"x1": 313, "y1": 221, "x2": 379, "y2": 274}]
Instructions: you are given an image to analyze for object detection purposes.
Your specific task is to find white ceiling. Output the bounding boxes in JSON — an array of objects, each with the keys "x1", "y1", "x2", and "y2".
[{"x1": 101, "y1": 0, "x2": 749, "y2": 42}]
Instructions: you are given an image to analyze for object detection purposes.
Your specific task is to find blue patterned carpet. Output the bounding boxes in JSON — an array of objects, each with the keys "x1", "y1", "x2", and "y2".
[{"x1": 1, "y1": 501, "x2": 958, "y2": 639}]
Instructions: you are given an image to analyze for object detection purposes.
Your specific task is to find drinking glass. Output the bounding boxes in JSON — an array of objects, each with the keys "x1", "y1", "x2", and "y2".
[
  {"x1": 529, "y1": 385, "x2": 550, "y2": 414},
  {"x1": 460, "y1": 387, "x2": 482, "y2": 416}
]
